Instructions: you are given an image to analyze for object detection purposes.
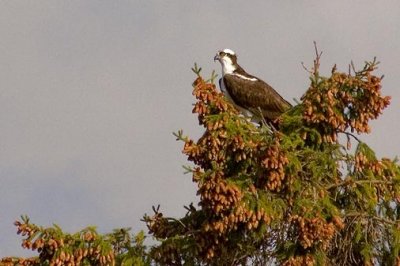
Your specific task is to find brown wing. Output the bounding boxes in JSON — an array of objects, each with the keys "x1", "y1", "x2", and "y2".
[{"x1": 223, "y1": 74, "x2": 292, "y2": 120}]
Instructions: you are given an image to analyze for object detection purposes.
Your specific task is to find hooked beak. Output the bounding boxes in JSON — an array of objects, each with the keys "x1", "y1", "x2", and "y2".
[{"x1": 214, "y1": 53, "x2": 220, "y2": 62}]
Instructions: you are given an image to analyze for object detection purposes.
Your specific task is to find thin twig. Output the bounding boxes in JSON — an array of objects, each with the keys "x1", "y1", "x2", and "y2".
[
  {"x1": 326, "y1": 179, "x2": 393, "y2": 190},
  {"x1": 166, "y1": 217, "x2": 188, "y2": 229},
  {"x1": 301, "y1": 62, "x2": 313, "y2": 74},
  {"x1": 312, "y1": 41, "x2": 322, "y2": 75},
  {"x1": 256, "y1": 107, "x2": 274, "y2": 134},
  {"x1": 350, "y1": 61, "x2": 357, "y2": 75},
  {"x1": 344, "y1": 212, "x2": 399, "y2": 225},
  {"x1": 301, "y1": 41, "x2": 322, "y2": 75},
  {"x1": 339, "y1": 130, "x2": 361, "y2": 143}
]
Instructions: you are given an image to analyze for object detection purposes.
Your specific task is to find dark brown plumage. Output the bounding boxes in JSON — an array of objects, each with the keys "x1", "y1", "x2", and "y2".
[
  {"x1": 214, "y1": 49, "x2": 292, "y2": 123},
  {"x1": 223, "y1": 72, "x2": 291, "y2": 121}
]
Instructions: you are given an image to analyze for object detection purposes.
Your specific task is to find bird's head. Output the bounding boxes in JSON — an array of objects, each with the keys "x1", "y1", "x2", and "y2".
[{"x1": 214, "y1": 48, "x2": 237, "y2": 74}]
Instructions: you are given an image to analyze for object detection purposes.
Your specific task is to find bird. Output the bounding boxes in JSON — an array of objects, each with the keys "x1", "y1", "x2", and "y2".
[{"x1": 214, "y1": 48, "x2": 292, "y2": 125}]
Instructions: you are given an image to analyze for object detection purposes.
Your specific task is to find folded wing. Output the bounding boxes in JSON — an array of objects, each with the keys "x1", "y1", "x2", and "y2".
[{"x1": 223, "y1": 74, "x2": 292, "y2": 120}]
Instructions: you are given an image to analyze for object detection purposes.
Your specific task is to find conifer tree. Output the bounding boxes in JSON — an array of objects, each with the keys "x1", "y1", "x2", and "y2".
[
  {"x1": 144, "y1": 47, "x2": 398, "y2": 265},
  {"x1": 1, "y1": 47, "x2": 399, "y2": 266}
]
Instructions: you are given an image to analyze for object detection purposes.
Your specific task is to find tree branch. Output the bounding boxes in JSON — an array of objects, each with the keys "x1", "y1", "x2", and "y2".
[
  {"x1": 339, "y1": 130, "x2": 361, "y2": 143},
  {"x1": 326, "y1": 179, "x2": 393, "y2": 190},
  {"x1": 344, "y1": 212, "x2": 399, "y2": 225}
]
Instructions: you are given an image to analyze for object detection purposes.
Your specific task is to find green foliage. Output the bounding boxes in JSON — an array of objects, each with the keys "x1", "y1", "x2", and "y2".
[
  {"x1": 0, "y1": 216, "x2": 149, "y2": 266},
  {"x1": 1, "y1": 50, "x2": 399, "y2": 266},
  {"x1": 144, "y1": 52, "x2": 398, "y2": 266}
]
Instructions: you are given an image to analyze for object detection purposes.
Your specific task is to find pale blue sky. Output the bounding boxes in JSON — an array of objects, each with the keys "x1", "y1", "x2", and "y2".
[{"x1": 1, "y1": 1, "x2": 399, "y2": 256}]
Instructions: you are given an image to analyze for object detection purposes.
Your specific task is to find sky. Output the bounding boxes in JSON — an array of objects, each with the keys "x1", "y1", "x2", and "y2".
[{"x1": 0, "y1": 1, "x2": 399, "y2": 257}]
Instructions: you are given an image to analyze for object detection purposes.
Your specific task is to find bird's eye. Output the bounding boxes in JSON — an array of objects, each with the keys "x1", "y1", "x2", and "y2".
[{"x1": 220, "y1": 52, "x2": 225, "y2": 56}]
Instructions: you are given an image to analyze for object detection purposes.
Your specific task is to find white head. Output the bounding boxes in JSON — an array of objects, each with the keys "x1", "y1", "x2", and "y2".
[{"x1": 214, "y1": 48, "x2": 237, "y2": 74}]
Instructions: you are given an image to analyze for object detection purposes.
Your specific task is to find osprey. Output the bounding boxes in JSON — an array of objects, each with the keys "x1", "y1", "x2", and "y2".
[{"x1": 214, "y1": 49, "x2": 292, "y2": 124}]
